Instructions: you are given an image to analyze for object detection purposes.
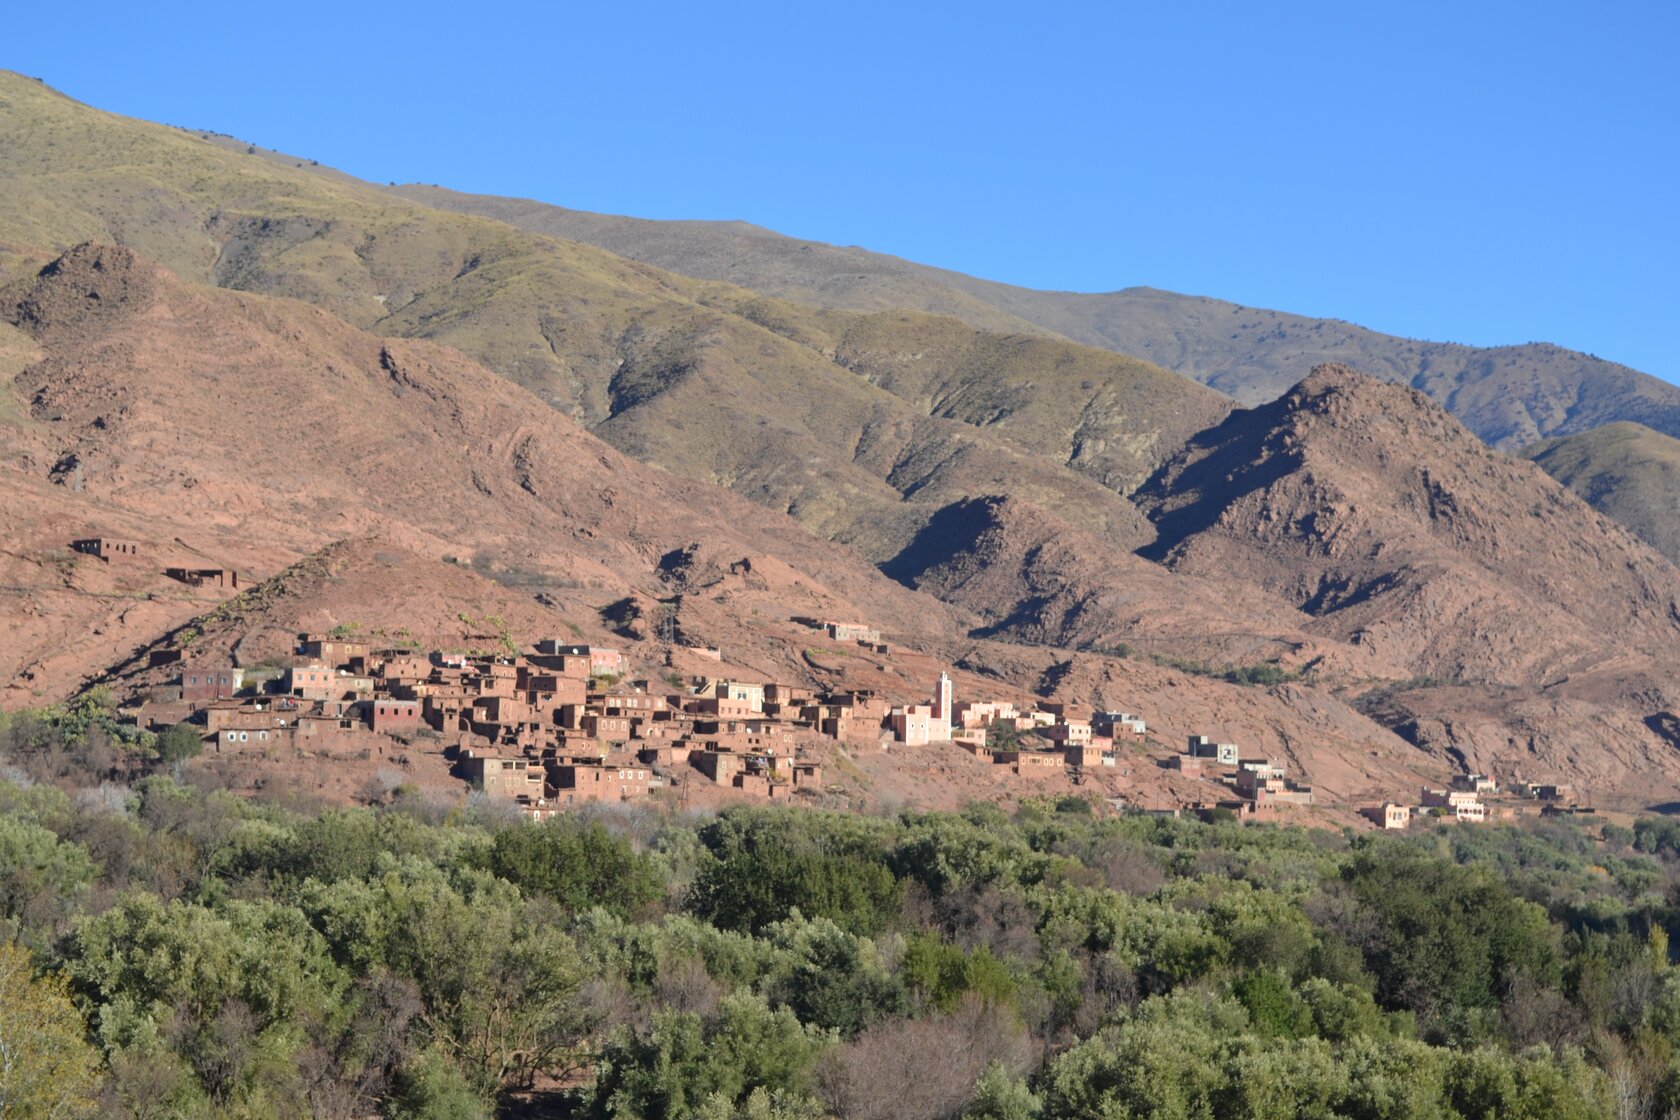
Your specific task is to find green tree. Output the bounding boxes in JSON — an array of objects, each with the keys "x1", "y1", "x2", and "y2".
[
  {"x1": 1343, "y1": 846, "x2": 1560, "y2": 1030},
  {"x1": 590, "y1": 994, "x2": 827, "y2": 1119},
  {"x1": 901, "y1": 934, "x2": 1016, "y2": 1014},
  {"x1": 153, "y1": 724, "x2": 203, "y2": 767},
  {"x1": 0, "y1": 817, "x2": 95, "y2": 943},
  {"x1": 303, "y1": 869, "x2": 595, "y2": 1094},
  {"x1": 388, "y1": 1047, "x2": 492, "y2": 1120},
  {"x1": 488, "y1": 818, "x2": 662, "y2": 919},
  {"x1": 691, "y1": 812, "x2": 901, "y2": 936},
  {"x1": 0, "y1": 941, "x2": 101, "y2": 1120}
]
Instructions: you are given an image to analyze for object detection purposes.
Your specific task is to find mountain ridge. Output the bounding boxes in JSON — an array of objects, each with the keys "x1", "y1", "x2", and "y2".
[
  {"x1": 0, "y1": 70, "x2": 1228, "y2": 562},
  {"x1": 385, "y1": 183, "x2": 1680, "y2": 449}
]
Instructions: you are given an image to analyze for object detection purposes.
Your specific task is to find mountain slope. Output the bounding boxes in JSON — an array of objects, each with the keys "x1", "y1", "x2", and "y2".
[
  {"x1": 388, "y1": 185, "x2": 1680, "y2": 449},
  {"x1": 0, "y1": 244, "x2": 1473, "y2": 813},
  {"x1": 0, "y1": 243, "x2": 969, "y2": 694},
  {"x1": 1133, "y1": 364, "x2": 1680, "y2": 687},
  {"x1": 882, "y1": 495, "x2": 1399, "y2": 682},
  {"x1": 0, "y1": 72, "x2": 1227, "y2": 561},
  {"x1": 1523, "y1": 422, "x2": 1680, "y2": 566}
]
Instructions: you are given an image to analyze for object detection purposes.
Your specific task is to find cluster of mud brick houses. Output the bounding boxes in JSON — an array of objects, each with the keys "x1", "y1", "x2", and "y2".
[
  {"x1": 138, "y1": 618, "x2": 1370, "y2": 823},
  {"x1": 1358, "y1": 774, "x2": 1586, "y2": 831},
  {"x1": 82, "y1": 531, "x2": 1585, "y2": 825},
  {"x1": 73, "y1": 537, "x2": 239, "y2": 588},
  {"x1": 144, "y1": 627, "x2": 1172, "y2": 817}
]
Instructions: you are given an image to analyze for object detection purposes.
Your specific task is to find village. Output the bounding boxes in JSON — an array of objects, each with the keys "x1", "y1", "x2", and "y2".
[
  {"x1": 75, "y1": 537, "x2": 1589, "y2": 829},
  {"x1": 130, "y1": 629, "x2": 1588, "y2": 830}
]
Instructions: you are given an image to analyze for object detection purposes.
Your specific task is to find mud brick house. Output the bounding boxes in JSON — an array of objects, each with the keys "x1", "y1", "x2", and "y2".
[
  {"x1": 295, "y1": 711, "x2": 359, "y2": 749},
  {"x1": 1172, "y1": 754, "x2": 1205, "y2": 778},
  {"x1": 181, "y1": 665, "x2": 244, "y2": 703},
  {"x1": 1361, "y1": 803, "x2": 1411, "y2": 830},
  {"x1": 1238, "y1": 762, "x2": 1314, "y2": 807},
  {"x1": 72, "y1": 537, "x2": 141, "y2": 562},
  {"x1": 706, "y1": 680, "x2": 767, "y2": 713},
  {"x1": 518, "y1": 667, "x2": 588, "y2": 702},
  {"x1": 790, "y1": 761, "x2": 822, "y2": 790},
  {"x1": 1452, "y1": 773, "x2": 1499, "y2": 795},
  {"x1": 471, "y1": 695, "x2": 535, "y2": 727},
  {"x1": 952, "y1": 699, "x2": 1020, "y2": 730},
  {"x1": 1063, "y1": 743, "x2": 1115, "y2": 769},
  {"x1": 1042, "y1": 719, "x2": 1093, "y2": 746},
  {"x1": 600, "y1": 690, "x2": 668, "y2": 718},
  {"x1": 166, "y1": 567, "x2": 239, "y2": 589},
  {"x1": 891, "y1": 704, "x2": 935, "y2": 746},
  {"x1": 534, "y1": 641, "x2": 623, "y2": 677},
  {"x1": 548, "y1": 761, "x2": 650, "y2": 803},
  {"x1": 1093, "y1": 711, "x2": 1148, "y2": 738},
  {"x1": 1420, "y1": 786, "x2": 1482, "y2": 811},
  {"x1": 284, "y1": 664, "x2": 356, "y2": 701},
  {"x1": 694, "y1": 750, "x2": 745, "y2": 785},
  {"x1": 638, "y1": 743, "x2": 694, "y2": 768},
  {"x1": 763, "y1": 683, "x2": 814, "y2": 707},
  {"x1": 734, "y1": 773, "x2": 770, "y2": 797},
  {"x1": 381, "y1": 656, "x2": 433, "y2": 687},
  {"x1": 1419, "y1": 787, "x2": 1488, "y2": 822},
  {"x1": 213, "y1": 725, "x2": 283, "y2": 750},
  {"x1": 1187, "y1": 735, "x2": 1240, "y2": 766},
  {"x1": 298, "y1": 634, "x2": 373, "y2": 669},
  {"x1": 692, "y1": 695, "x2": 755, "y2": 720},
  {"x1": 202, "y1": 701, "x2": 283, "y2": 734},
  {"x1": 994, "y1": 750, "x2": 1066, "y2": 777},
  {"x1": 528, "y1": 651, "x2": 594, "y2": 678},
  {"x1": 581, "y1": 714, "x2": 632, "y2": 741},
  {"x1": 463, "y1": 754, "x2": 546, "y2": 799},
  {"x1": 472, "y1": 662, "x2": 520, "y2": 698},
  {"x1": 824, "y1": 622, "x2": 880, "y2": 643},
  {"x1": 370, "y1": 699, "x2": 423, "y2": 734}
]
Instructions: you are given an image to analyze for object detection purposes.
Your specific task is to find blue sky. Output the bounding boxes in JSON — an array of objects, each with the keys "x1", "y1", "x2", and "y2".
[{"x1": 9, "y1": 1, "x2": 1678, "y2": 380}]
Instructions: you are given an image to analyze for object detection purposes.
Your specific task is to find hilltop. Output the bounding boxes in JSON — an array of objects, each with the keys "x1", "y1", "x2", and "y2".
[
  {"x1": 1135, "y1": 364, "x2": 1680, "y2": 685},
  {"x1": 1524, "y1": 421, "x2": 1680, "y2": 566},
  {"x1": 1131, "y1": 365, "x2": 1680, "y2": 804},
  {"x1": 388, "y1": 185, "x2": 1680, "y2": 449}
]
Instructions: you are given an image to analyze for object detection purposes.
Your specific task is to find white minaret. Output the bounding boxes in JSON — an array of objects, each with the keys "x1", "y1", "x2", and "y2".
[{"x1": 932, "y1": 672, "x2": 953, "y2": 740}]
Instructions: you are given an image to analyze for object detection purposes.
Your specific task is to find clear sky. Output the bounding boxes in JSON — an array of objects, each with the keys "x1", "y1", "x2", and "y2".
[{"x1": 8, "y1": 0, "x2": 1678, "y2": 380}]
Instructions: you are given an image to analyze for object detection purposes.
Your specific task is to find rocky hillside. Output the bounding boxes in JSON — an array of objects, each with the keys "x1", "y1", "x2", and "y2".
[
  {"x1": 11, "y1": 78, "x2": 1680, "y2": 809},
  {"x1": 0, "y1": 72, "x2": 1226, "y2": 561},
  {"x1": 882, "y1": 495, "x2": 1395, "y2": 682},
  {"x1": 1524, "y1": 421, "x2": 1680, "y2": 566},
  {"x1": 388, "y1": 186, "x2": 1680, "y2": 449},
  {"x1": 1134, "y1": 364, "x2": 1680, "y2": 687},
  {"x1": 0, "y1": 243, "x2": 967, "y2": 695},
  {"x1": 0, "y1": 244, "x2": 1476, "y2": 812}
]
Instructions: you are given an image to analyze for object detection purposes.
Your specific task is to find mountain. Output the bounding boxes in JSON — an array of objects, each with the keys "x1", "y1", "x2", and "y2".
[
  {"x1": 11, "y1": 76, "x2": 1680, "y2": 809},
  {"x1": 1124, "y1": 364, "x2": 1680, "y2": 804},
  {"x1": 0, "y1": 243, "x2": 1471, "y2": 813},
  {"x1": 1134, "y1": 364, "x2": 1680, "y2": 687},
  {"x1": 388, "y1": 185, "x2": 1680, "y2": 449},
  {"x1": 1523, "y1": 422, "x2": 1680, "y2": 566},
  {"x1": 0, "y1": 242, "x2": 966, "y2": 696},
  {"x1": 0, "y1": 72, "x2": 1227, "y2": 562},
  {"x1": 882, "y1": 495, "x2": 1396, "y2": 682}
]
